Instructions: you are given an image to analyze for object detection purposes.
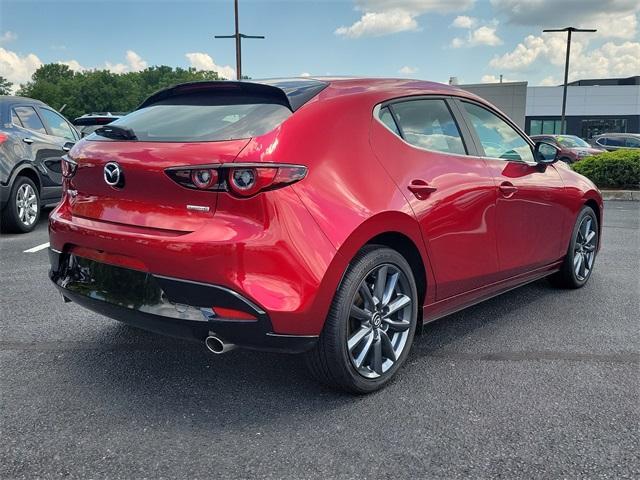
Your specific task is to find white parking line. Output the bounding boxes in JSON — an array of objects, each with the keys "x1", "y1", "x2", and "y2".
[{"x1": 24, "y1": 242, "x2": 50, "y2": 253}]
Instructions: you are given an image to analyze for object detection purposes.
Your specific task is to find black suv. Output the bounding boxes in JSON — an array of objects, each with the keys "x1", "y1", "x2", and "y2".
[{"x1": 0, "y1": 96, "x2": 79, "y2": 233}]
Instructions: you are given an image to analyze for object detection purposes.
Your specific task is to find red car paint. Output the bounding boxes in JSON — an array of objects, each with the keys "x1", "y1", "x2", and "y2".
[{"x1": 49, "y1": 78, "x2": 602, "y2": 341}]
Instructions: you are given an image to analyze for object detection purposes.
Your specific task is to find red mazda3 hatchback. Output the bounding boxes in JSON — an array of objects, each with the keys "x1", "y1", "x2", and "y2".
[{"x1": 49, "y1": 78, "x2": 602, "y2": 393}]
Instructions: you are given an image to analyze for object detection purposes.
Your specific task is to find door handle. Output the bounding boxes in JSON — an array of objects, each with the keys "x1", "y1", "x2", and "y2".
[
  {"x1": 499, "y1": 181, "x2": 518, "y2": 198},
  {"x1": 408, "y1": 180, "x2": 437, "y2": 200},
  {"x1": 22, "y1": 138, "x2": 34, "y2": 144}
]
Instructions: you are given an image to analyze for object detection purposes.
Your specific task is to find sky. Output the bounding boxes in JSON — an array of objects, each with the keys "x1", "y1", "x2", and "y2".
[{"x1": 1, "y1": 0, "x2": 639, "y2": 90}]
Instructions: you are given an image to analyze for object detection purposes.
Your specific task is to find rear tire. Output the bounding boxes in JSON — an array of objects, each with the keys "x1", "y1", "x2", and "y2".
[
  {"x1": 549, "y1": 206, "x2": 598, "y2": 289},
  {"x1": 1, "y1": 176, "x2": 40, "y2": 233},
  {"x1": 305, "y1": 246, "x2": 418, "y2": 394}
]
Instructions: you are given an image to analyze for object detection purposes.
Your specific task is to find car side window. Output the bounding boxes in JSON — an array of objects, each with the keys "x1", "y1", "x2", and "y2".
[
  {"x1": 625, "y1": 137, "x2": 640, "y2": 148},
  {"x1": 11, "y1": 109, "x2": 24, "y2": 127},
  {"x1": 607, "y1": 137, "x2": 625, "y2": 147},
  {"x1": 39, "y1": 108, "x2": 76, "y2": 140},
  {"x1": 13, "y1": 106, "x2": 47, "y2": 134},
  {"x1": 461, "y1": 101, "x2": 534, "y2": 163},
  {"x1": 390, "y1": 99, "x2": 466, "y2": 155},
  {"x1": 378, "y1": 106, "x2": 400, "y2": 135}
]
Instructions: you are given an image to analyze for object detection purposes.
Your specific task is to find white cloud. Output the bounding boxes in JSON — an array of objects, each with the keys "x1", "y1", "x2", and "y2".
[
  {"x1": 336, "y1": 0, "x2": 474, "y2": 38},
  {"x1": 539, "y1": 76, "x2": 558, "y2": 86},
  {"x1": 398, "y1": 65, "x2": 419, "y2": 75},
  {"x1": 125, "y1": 50, "x2": 147, "y2": 71},
  {"x1": 300, "y1": 72, "x2": 311, "y2": 77},
  {"x1": 452, "y1": 15, "x2": 476, "y2": 28},
  {"x1": 58, "y1": 59, "x2": 86, "y2": 71},
  {"x1": 452, "y1": 24, "x2": 502, "y2": 47},
  {"x1": 594, "y1": 12, "x2": 638, "y2": 39},
  {"x1": 490, "y1": 32, "x2": 640, "y2": 81},
  {"x1": 490, "y1": 0, "x2": 639, "y2": 39},
  {"x1": 481, "y1": 74, "x2": 520, "y2": 83},
  {"x1": 469, "y1": 25, "x2": 502, "y2": 46},
  {"x1": 0, "y1": 47, "x2": 42, "y2": 87},
  {"x1": 0, "y1": 31, "x2": 17, "y2": 44},
  {"x1": 103, "y1": 50, "x2": 148, "y2": 73},
  {"x1": 185, "y1": 52, "x2": 236, "y2": 80},
  {"x1": 335, "y1": 9, "x2": 418, "y2": 38}
]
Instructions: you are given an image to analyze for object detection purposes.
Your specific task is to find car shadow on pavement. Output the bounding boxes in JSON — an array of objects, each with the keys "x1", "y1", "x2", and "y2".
[{"x1": 57, "y1": 279, "x2": 556, "y2": 425}]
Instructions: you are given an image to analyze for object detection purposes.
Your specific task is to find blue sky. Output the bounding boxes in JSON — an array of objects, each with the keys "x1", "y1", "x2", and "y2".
[{"x1": 1, "y1": 0, "x2": 639, "y2": 89}]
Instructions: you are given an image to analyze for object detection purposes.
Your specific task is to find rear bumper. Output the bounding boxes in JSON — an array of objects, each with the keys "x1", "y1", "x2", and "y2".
[{"x1": 49, "y1": 249, "x2": 317, "y2": 353}]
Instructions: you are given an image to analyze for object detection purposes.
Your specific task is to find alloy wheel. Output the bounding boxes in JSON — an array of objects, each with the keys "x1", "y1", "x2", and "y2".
[
  {"x1": 573, "y1": 216, "x2": 597, "y2": 281},
  {"x1": 347, "y1": 264, "x2": 413, "y2": 379},
  {"x1": 16, "y1": 183, "x2": 38, "y2": 227}
]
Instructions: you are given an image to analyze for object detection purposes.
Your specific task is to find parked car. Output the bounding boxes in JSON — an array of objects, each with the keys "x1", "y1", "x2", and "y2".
[
  {"x1": 49, "y1": 78, "x2": 602, "y2": 393},
  {"x1": 73, "y1": 112, "x2": 124, "y2": 138},
  {"x1": 591, "y1": 133, "x2": 640, "y2": 151},
  {"x1": 1, "y1": 96, "x2": 79, "y2": 233},
  {"x1": 530, "y1": 134, "x2": 605, "y2": 163}
]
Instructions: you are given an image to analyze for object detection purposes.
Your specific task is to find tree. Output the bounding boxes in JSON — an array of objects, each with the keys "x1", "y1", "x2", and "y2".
[
  {"x1": 0, "y1": 76, "x2": 13, "y2": 95},
  {"x1": 17, "y1": 64, "x2": 222, "y2": 120}
]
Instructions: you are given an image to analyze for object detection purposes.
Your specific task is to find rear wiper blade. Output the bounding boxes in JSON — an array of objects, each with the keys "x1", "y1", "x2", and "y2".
[{"x1": 94, "y1": 125, "x2": 137, "y2": 140}]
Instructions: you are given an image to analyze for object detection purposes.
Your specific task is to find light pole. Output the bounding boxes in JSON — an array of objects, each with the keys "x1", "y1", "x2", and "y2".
[
  {"x1": 542, "y1": 27, "x2": 596, "y2": 134},
  {"x1": 215, "y1": 0, "x2": 264, "y2": 80}
]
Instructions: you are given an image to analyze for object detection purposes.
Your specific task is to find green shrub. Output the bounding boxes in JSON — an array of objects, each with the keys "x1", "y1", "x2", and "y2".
[{"x1": 572, "y1": 149, "x2": 640, "y2": 189}]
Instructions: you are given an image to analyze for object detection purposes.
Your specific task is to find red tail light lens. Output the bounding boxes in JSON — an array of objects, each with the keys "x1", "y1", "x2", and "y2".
[
  {"x1": 61, "y1": 156, "x2": 78, "y2": 178},
  {"x1": 0, "y1": 133, "x2": 8, "y2": 144},
  {"x1": 190, "y1": 169, "x2": 218, "y2": 189},
  {"x1": 166, "y1": 163, "x2": 307, "y2": 197}
]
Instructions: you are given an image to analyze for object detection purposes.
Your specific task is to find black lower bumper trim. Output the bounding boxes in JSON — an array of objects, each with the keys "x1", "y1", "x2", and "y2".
[{"x1": 49, "y1": 250, "x2": 317, "y2": 353}]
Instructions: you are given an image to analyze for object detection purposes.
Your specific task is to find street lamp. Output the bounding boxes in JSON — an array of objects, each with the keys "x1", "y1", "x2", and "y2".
[
  {"x1": 215, "y1": 0, "x2": 265, "y2": 80},
  {"x1": 542, "y1": 27, "x2": 596, "y2": 134}
]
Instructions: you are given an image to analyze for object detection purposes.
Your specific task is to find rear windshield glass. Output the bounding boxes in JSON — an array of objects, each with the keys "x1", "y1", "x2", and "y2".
[{"x1": 93, "y1": 100, "x2": 291, "y2": 142}]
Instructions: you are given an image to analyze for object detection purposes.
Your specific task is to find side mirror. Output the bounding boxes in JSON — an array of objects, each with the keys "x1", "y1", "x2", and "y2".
[
  {"x1": 534, "y1": 141, "x2": 559, "y2": 164},
  {"x1": 62, "y1": 141, "x2": 75, "y2": 152}
]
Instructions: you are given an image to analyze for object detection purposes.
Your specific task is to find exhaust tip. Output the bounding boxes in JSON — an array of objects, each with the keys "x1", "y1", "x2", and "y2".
[{"x1": 205, "y1": 335, "x2": 235, "y2": 354}]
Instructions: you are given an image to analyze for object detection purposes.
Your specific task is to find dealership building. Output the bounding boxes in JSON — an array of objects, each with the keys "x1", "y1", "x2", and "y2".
[{"x1": 460, "y1": 76, "x2": 640, "y2": 139}]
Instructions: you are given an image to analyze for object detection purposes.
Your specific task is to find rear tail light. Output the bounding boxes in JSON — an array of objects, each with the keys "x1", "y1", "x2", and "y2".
[
  {"x1": 166, "y1": 163, "x2": 307, "y2": 197},
  {"x1": 0, "y1": 133, "x2": 8, "y2": 144},
  {"x1": 61, "y1": 155, "x2": 78, "y2": 178}
]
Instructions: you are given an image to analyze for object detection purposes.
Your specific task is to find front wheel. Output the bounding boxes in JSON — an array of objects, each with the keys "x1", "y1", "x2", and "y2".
[
  {"x1": 305, "y1": 246, "x2": 418, "y2": 393},
  {"x1": 549, "y1": 206, "x2": 598, "y2": 289},
  {"x1": 1, "y1": 176, "x2": 40, "y2": 233}
]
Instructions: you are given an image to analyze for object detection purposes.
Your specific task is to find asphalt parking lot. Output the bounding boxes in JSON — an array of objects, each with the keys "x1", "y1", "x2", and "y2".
[{"x1": 1, "y1": 202, "x2": 638, "y2": 479}]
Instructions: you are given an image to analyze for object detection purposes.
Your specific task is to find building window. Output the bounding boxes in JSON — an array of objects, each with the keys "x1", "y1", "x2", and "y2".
[
  {"x1": 580, "y1": 118, "x2": 628, "y2": 139},
  {"x1": 529, "y1": 119, "x2": 562, "y2": 135}
]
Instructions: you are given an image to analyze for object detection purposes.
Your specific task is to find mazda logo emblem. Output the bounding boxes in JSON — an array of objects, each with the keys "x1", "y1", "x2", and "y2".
[{"x1": 103, "y1": 162, "x2": 123, "y2": 187}]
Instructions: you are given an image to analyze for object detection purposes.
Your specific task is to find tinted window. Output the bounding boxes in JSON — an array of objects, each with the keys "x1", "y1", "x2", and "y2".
[
  {"x1": 40, "y1": 108, "x2": 76, "y2": 140},
  {"x1": 529, "y1": 120, "x2": 542, "y2": 135},
  {"x1": 13, "y1": 106, "x2": 46, "y2": 134},
  {"x1": 606, "y1": 137, "x2": 625, "y2": 147},
  {"x1": 391, "y1": 99, "x2": 466, "y2": 155},
  {"x1": 462, "y1": 102, "x2": 534, "y2": 163},
  {"x1": 378, "y1": 106, "x2": 400, "y2": 135},
  {"x1": 11, "y1": 109, "x2": 23, "y2": 127},
  {"x1": 103, "y1": 101, "x2": 292, "y2": 142},
  {"x1": 625, "y1": 137, "x2": 640, "y2": 148}
]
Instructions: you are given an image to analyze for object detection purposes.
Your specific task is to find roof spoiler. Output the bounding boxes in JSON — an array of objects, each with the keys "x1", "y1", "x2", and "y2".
[{"x1": 138, "y1": 81, "x2": 295, "y2": 111}]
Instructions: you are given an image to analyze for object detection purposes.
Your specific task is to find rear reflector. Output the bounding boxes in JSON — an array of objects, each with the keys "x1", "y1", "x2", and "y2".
[{"x1": 213, "y1": 306, "x2": 257, "y2": 321}]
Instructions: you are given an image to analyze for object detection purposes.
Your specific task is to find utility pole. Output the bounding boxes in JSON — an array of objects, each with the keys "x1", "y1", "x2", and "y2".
[
  {"x1": 542, "y1": 27, "x2": 596, "y2": 134},
  {"x1": 215, "y1": 0, "x2": 264, "y2": 80}
]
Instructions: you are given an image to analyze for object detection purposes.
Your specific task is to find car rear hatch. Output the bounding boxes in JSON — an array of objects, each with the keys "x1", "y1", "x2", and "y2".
[{"x1": 67, "y1": 80, "x2": 327, "y2": 233}]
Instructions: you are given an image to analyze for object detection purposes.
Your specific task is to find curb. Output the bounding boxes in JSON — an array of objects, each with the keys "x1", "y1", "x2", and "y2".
[{"x1": 601, "y1": 190, "x2": 640, "y2": 201}]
